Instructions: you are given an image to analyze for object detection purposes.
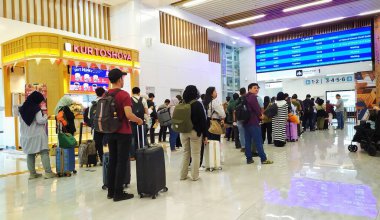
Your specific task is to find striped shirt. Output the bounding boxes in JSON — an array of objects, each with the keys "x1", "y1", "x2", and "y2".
[{"x1": 272, "y1": 101, "x2": 288, "y2": 142}]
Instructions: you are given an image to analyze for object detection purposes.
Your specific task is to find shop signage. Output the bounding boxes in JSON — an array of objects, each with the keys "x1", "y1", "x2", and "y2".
[
  {"x1": 64, "y1": 43, "x2": 132, "y2": 61},
  {"x1": 305, "y1": 75, "x2": 353, "y2": 86}
]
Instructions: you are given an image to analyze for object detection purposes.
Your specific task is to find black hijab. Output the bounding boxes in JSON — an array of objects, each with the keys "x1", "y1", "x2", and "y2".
[{"x1": 19, "y1": 91, "x2": 45, "y2": 126}]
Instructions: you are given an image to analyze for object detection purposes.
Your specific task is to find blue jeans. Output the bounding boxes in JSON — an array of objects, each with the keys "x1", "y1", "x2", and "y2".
[
  {"x1": 169, "y1": 126, "x2": 179, "y2": 150},
  {"x1": 244, "y1": 124, "x2": 267, "y2": 162},
  {"x1": 336, "y1": 112, "x2": 344, "y2": 129},
  {"x1": 237, "y1": 121, "x2": 245, "y2": 147}
]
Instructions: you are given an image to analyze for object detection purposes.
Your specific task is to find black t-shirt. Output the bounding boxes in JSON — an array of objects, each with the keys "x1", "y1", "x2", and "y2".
[{"x1": 147, "y1": 100, "x2": 157, "y2": 120}]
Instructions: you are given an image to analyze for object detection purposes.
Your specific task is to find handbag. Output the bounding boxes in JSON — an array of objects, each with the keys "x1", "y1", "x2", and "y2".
[
  {"x1": 208, "y1": 102, "x2": 225, "y2": 135},
  {"x1": 58, "y1": 132, "x2": 77, "y2": 149},
  {"x1": 209, "y1": 120, "x2": 224, "y2": 135}
]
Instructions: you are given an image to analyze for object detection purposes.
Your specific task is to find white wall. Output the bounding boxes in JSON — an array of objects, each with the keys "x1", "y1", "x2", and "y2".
[
  {"x1": 282, "y1": 77, "x2": 355, "y2": 100},
  {"x1": 239, "y1": 46, "x2": 257, "y2": 89},
  {"x1": 110, "y1": 2, "x2": 222, "y2": 105}
]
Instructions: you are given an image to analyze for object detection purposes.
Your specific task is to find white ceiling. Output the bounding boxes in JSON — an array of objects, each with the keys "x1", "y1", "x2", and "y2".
[
  {"x1": 96, "y1": 0, "x2": 178, "y2": 7},
  {"x1": 176, "y1": 0, "x2": 287, "y2": 20}
]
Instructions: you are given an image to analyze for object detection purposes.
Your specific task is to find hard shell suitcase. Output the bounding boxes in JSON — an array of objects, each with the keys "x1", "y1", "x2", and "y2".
[
  {"x1": 136, "y1": 146, "x2": 168, "y2": 199},
  {"x1": 56, "y1": 147, "x2": 77, "y2": 177},
  {"x1": 286, "y1": 122, "x2": 298, "y2": 142},
  {"x1": 102, "y1": 152, "x2": 131, "y2": 190},
  {"x1": 78, "y1": 143, "x2": 89, "y2": 166},
  {"x1": 204, "y1": 140, "x2": 222, "y2": 171}
]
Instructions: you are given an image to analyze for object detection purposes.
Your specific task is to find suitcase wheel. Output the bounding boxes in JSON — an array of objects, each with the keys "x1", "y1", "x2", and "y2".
[
  {"x1": 162, "y1": 187, "x2": 168, "y2": 192},
  {"x1": 73, "y1": 170, "x2": 77, "y2": 174},
  {"x1": 57, "y1": 173, "x2": 62, "y2": 177},
  {"x1": 102, "y1": 185, "x2": 107, "y2": 190},
  {"x1": 348, "y1": 145, "x2": 358, "y2": 152},
  {"x1": 139, "y1": 194, "x2": 144, "y2": 198},
  {"x1": 152, "y1": 194, "x2": 158, "y2": 199}
]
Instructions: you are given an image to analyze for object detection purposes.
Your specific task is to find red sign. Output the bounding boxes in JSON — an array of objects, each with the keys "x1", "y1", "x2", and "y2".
[{"x1": 70, "y1": 44, "x2": 132, "y2": 61}]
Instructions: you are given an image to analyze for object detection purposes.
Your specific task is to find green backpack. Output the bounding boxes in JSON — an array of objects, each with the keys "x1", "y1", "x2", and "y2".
[{"x1": 171, "y1": 100, "x2": 196, "y2": 133}]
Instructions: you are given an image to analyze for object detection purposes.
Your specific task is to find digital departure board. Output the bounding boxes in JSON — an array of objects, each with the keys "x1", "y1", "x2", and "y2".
[{"x1": 256, "y1": 26, "x2": 373, "y2": 73}]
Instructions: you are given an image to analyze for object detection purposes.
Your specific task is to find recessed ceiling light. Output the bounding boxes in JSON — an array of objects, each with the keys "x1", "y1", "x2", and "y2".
[
  {"x1": 283, "y1": 0, "x2": 332, "y2": 12},
  {"x1": 183, "y1": 0, "x2": 207, "y2": 7},
  {"x1": 226, "y1": 14, "x2": 266, "y2": 25},
  {"x1": 232, "y1": 41, "x2": 237, "y2": 45},
  {"x1": 253, "y1": 28, "x2": 290, "y2": 37},
  {"x1": 300, "y1": 17, "x2": 345, "y2": 27},
  {"x1": 358, "y1": 9, "x2": 380, "y2": 16}
]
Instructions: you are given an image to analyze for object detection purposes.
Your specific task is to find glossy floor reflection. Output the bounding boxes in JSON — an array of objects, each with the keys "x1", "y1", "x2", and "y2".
[{"x1": 1, "y1": 123, "x2": 380, "y2": 220}]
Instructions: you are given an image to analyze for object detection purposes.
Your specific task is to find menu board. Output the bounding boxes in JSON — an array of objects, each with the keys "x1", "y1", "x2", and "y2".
[
  {"x1": 256, "y1": 26, "x2": 373, "y2": 73},
  {"x1": 69, "y1": 66, "x2": 109, "y2": 92}
]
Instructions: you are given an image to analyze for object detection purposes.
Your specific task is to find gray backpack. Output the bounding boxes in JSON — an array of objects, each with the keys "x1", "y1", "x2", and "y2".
[
  {"x1": 93, "y1": 90, "x2": 121, "y2": 133},
  {"x1": 157, "y1": 108, "x2": 171, "y2": 126}
]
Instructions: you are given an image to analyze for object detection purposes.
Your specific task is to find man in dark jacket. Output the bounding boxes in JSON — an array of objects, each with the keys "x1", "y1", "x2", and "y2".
[
  {"x1": 147, "y1": 93, "x2": 158, "y2": 144},
  {"x1": 243, "y1": 83, "x2": 273, "y2": 165},
  {"x1": 303, "y1": 94, "x2": 315, "y2": 131}
]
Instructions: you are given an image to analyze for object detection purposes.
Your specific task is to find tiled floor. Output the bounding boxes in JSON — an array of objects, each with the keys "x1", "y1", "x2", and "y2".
[{"x1": 1, "y1": 124, "x2": 380, "y2": 220}]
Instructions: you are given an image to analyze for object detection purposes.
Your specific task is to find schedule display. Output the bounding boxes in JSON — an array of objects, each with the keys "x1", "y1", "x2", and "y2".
[{"x1": 256, "y1": 27, "x2": 373, "y2": 73}]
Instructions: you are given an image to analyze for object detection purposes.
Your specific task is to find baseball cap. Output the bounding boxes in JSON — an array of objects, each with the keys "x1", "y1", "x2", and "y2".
[{"x1": 108, "y1": 68, "x2": 127, "y2": 82}]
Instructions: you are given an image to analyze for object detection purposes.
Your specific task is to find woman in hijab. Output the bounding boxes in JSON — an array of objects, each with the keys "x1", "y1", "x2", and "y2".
[
  {"x1": 168, "y1": 97, "x2": 180, "y2": 151},
  {"x1": 19, "y1": 91, "x2": 56, "y2": 179},
  {"x1": 55, "y1": 96, "x2": 76, "y2": 135}
]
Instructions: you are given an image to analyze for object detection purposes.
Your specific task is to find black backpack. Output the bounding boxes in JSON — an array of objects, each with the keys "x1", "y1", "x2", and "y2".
[
  {"x1": 303, "y1": 100, "x2": 313, "y2": 114},
  {"x1": 83, "y1": 101, "x2": 97, "y2": 128},
  {"x1": 132, "y1": 97, "x2": 145, "y2": 120},
  {"x1": 235, "y1": 96, "x2": 250, "y2": 123}
]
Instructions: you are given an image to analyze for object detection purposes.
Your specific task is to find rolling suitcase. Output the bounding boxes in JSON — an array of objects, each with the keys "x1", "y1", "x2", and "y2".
[
  {"x1": 136, "y1": 146, "x2": 168, "y2": 199},
  {"x1": 102, "y1": 152, "x2": 131, "y2": 190},
  {"x1": 286, "y1": 122, "x2": 298, "y2": 142},
  {"x1": 78, "y1": 122, "x2": 97, "y2": 167},
  {"x1": 56, "y1": 147, "x2": 77, "y2": 177},
  {"x1": 204, "y1": 140, "x2": 222, "y2": 171}
]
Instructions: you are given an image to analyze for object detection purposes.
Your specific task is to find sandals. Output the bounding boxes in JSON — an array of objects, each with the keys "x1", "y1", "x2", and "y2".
[{"x1": 262, "y1": 160, "x2": 274, "y2": 164}]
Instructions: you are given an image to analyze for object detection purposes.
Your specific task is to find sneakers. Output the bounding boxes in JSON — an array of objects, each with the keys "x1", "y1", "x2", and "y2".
[
  {"x1": 180, "y1": 176, "x2": 189, "y2": 181},
  {"x1": 191, "y1": 177, "x2": 200, "y2": 181},
  {"x1": 247, "y1": 159, "x2": 254, "y2": 164},
  {"x1": 113, "y1": 192, "x2": 134, "y2": 202},
  {"x1": 262, "y1": 160, "x2": 274, "y2": 164},
  {"x1": 44, "y1": 172, "x2": 56, "y2": 179},
  {"x1": 29, "y1": 173, "x2": 42, "y2": 180}
]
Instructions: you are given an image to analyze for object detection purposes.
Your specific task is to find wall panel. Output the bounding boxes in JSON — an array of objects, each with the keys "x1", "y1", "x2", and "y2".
[
  {"x1": 159, "y1": 11, "x2": 208, "y2": 54},
  {"x1": 0, "y1": 0, "x2": 111, "y2": 40}
]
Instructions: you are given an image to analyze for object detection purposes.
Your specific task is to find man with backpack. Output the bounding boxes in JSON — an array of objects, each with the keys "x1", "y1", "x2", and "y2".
[
  {"x1": 303, "y1": 94, "x2": 315, "y2": 132},
  {"x1": 157, "y1": 99, "x2": 171, "y2": 142},
  {"x1": 130, "y1": 87, "x2": 148, "y2": 160},
  {"x1": 105, "y1": 69, "x2": 143, "y2": 202},
  {"x1": 244, "y1": 83, "x2": 273, "y2": 165},
  {"x1": 235, "y1": 88, "x2": 248, "y2": 153},
  {"x1": 84, "y1": 87, "x2": 106, "y2": 165}
]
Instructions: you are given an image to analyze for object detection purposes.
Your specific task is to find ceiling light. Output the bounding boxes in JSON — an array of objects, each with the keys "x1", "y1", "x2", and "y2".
[
  {"x1": 226, "y1": 14, "x2": 266, "y2": 25},
  {"x1": 253, "y1": 28, "x2": 289, "y2": 37},
  {"x1": 183, "y1": 0, "x2": 207, "y2": 7},
  {"x1": 283, "y1": 0, "x2": 332, "y2": 12},
  {"x1": 358, "y1": 9, "x2": 380, "y2": 16},
  {"x1": 300, "y1": 17, "x2": 345, "y2": 27},
  {"x1": 232, "y1": 41, "x2": 237, "y2": 45}
]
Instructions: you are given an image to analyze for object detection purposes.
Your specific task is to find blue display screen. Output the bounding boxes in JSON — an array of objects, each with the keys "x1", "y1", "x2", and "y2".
[
  {"x1": 69, "y1": 66, "x2": 109, "y2": 92},
  {"x1": 256, "y1": 26, "x2": 373, "y2": 73}
]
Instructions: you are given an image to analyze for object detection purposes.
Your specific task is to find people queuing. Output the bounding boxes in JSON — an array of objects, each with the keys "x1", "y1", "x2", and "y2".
[{"x1": 20, "y1": 67, "x2": 348, "y2": 203}]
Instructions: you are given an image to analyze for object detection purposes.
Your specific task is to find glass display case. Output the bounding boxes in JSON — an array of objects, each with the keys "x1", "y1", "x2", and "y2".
[{"x1": 221, "y1": 44, "x2": 240, "y2": 99}]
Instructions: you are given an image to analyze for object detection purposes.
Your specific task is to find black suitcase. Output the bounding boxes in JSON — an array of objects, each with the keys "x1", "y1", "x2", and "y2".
[
  {"x1": 136, "y1": 147, "x2": 168, "y2": 199},
  {"x1": 102, "y1": 152, "x2": 131, "y2": 190}
]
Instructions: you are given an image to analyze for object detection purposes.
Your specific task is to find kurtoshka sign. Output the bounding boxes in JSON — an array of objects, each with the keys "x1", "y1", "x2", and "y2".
[{"x1": 64, "y1": 43, "x2": 132, "y2": 61}]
